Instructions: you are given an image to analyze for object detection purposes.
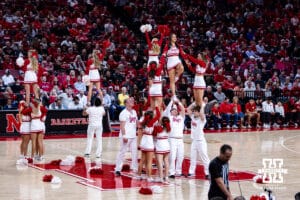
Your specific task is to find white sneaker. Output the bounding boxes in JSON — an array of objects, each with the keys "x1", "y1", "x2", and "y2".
[
  {"x1": 256, "y1": 124, "x2": 261, "y2": 128},
  {"x1": 247, "y1": 125, "x2": 252, "y2": 128},
  {"x1": 218, "y1": 124, "x2": 221, "y2": 129},
  {"x1": 155, "y1": 177, "x2": 164, "y2": 183},
  {"x1": 133, "y1": 175, "x2": 142, "y2": 180},
  {"x1": 147, "y1": 177, "x2": 154, "y2": 182},
  {"x1": 172, "y1": 95, "x2": 178, "y2": 101},
  {"x1": 295, "y1": 123, "x2": 298, "y2": 127},
  {"x1": 164, "y1": 177, "x2": 169, "y2": 183},
  {"x1": 273, "y1": 123, "x2": 279, "y2": 128},
  {"x1": 232, "y1": 125, "x2": 238, "y2": 129},
  {"x1": 226, "y1": 125, "x2": 230, "y2": 129},
  {"x1": 16, "y1": 158, "x2": 28, "y2": 165}
]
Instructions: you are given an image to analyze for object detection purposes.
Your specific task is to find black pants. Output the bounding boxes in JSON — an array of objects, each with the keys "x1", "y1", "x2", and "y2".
[{"x1": 261, "y1": 112, "x2": 277, "y2": 124}]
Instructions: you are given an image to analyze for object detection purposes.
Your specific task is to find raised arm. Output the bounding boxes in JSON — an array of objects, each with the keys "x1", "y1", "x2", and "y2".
[
  {"x1": 187, "y1": 102, "x2": 196, "y2": 117},
  {"x1": 163, "y1": 99, "x2": 173, "y2": 117},
  {"x1": 147, "y1": 107, "x2": 161, "y2": 127},
  {"x1": 155, "y1": 56, "x2": 165, "y2": 76},
  {"x1": 188, "y1": 54, "x2": 206, "y2": 68},
  {"x1": 177, "y1": 101, "x2": 185, "y2": 117},
  {"x1": 158, "y1": 32, "x2": 164, "y2": 46},
  {"x1": 145, "y1": 32, "x2": 152, "y2": 48}
]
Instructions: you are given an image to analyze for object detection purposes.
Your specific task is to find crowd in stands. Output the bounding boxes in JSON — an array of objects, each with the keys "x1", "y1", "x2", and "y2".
[{"x1": 0, "y1": 0, "x2": 300, "y2": 129}]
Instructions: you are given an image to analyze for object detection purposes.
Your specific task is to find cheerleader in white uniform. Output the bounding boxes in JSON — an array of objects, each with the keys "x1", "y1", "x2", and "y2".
[
  {"x1": 16, "y1": 49, "x2": 41, "y2": 105},
  {"x1": 185, "y1": 53, "x2": 210, "y2": 106},
  {"x1": 148, "y1": 56, "x2": 165, "y2": 112},
  {"x1": 137, "y1": 107, "x2": 160, "y2": 182},
  {"x1": 186, "y1": 103, "x2": 210, "y2": 178},
  {"x1": 30, "y1": 99, "x2": 46, "y2": 161},
  {"x1": 162, "y1": 33, "x2": 187, "y2": 99},
  {"x1": 144, "y1": 28, "x2": 164, "y2": 66},
  {"x1": 18, "y1": 101, "x2": 31, "y2": 162},
  {"x1": 86, "y1": 40, "x2": 110, "y2": 105},
  {"x1": 38, "y1": 104, "x2": 47, "y2": 160},
  {"x1": 154, "y1": 116, "x2": 171, "y2": 183},
  {"x1": 163, "y1": 99, "x2": 185, "y2": 178}
]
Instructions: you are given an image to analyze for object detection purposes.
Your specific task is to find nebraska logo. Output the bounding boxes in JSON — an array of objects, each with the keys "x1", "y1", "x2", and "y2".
[
  {"x1": 51, "y1": 118, "x2": 88, "y2": 126},
  {"x1": 129, "y1": 116, "x2": 136, "y2": 123},
  {"x1": 6, "y1": 114, "x2": 21, "y2": 133}
]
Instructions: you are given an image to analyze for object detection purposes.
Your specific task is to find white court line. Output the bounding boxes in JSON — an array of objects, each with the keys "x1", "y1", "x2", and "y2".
[
  {"x1": 54, "y1": 169, "x2": 95, "y2": 182},
  {"x1": 280, "y1": 135, "x2": 300, "y2": 154}
]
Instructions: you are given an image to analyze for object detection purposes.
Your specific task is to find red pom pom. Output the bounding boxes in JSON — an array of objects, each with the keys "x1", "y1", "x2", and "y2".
[
  {"x1": 43, "y1": 174, "x2": 53, "y2": 182},
  {"x1": 26, "y1": 157, "x2": 33, "y2": 164},
  {"x1": 121, "y1": 164, "x2": 130, "y2": 172},
  {"x1": 75, "y1": 156, "x2": 85, "y2": 164},
  {"x1": 50, "y1": 159, "x2": 62, "y2": 166},
  {"x1": 165, "y1": 122, "x2": 171, "y2": 132},
  {"x1": 157, "y1": 25, "x2": 170, "y2": 36},
  {"x1": 31, "y1": 51, "x2": 38, "y2": 58},
  {"x1": 250, "y1": 195, "x2": 267, "y2": 200},
  {"x1": 102, "y1": 40, "x2": 111, "y2": 49},
  {"x1": 139, "y1": 187, "x2": 153, "y2": 195},
  {"x1": 153, "y1": 125, "x2": 163, "y2": 137},
  {"x1": 89, "y1": 168, "x2": 103, "y2": 175}
]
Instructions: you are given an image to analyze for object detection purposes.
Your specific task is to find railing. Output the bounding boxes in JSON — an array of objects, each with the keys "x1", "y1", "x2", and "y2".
[{"x1": 0, "y1": 89, "x2": 299, "y2": 110}]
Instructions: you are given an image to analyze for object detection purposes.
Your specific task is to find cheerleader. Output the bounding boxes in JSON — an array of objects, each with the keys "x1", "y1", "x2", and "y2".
[
  {"x1": 154, "y1": 116, "x2": 171, "y2": 183},
  {"x1": 186, "y1": 102, "x2": 210, "y2": 178},
  {"x1": 163, "y1": 99, "x2": 185, "y2": 178},
  {"x1": 137, "y1": 107, "x2": 160, "y2": 182},
  {"x1": 86, "y1": 40, "x2": 110, "y2": 105},
  {"x1": 185, "y1": 53, "x2": 210, "y2": 106},
  {"x1": 148, "y1": 56, "x2": 165, "y2": 111},
  {"x1": 17, "y1": 101, "x2": 31, "y2": 163},
  {"x1": 30, "y1": 98, "x2": 46, "y2": 161},
  {"x1": 16, "y1": 49, "x2": 41, "y2": 105},
  {"x1": 162, "y1": 33, "x2": 186, "y2": 99},
  {"x1": 39, "y1": 103, "x2": 48, "y2": 160},
  {"x1": 144, "y1": 26, "x2": 164, "y2": 66}
]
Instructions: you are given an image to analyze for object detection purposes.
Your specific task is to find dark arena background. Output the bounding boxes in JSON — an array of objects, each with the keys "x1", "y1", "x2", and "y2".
[{"x1": 0, "y1": 0, "x2": 299, "y2": 200}]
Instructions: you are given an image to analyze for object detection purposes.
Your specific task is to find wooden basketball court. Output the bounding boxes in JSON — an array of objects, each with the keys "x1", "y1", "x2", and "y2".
[{"x1": 1, "y1": 128, "x2": 299, "y2": 200}]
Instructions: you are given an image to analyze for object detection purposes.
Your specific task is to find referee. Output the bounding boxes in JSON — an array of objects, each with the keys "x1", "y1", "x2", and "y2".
[{"x1": 208, "y1": 144, "x2": 233, "y2": 200}]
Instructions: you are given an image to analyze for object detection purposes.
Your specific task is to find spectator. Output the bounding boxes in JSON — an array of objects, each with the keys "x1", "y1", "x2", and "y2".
[
  {"x1": 204, "y1": 86, "x2": 215, "y2": 102},
  {"x1": 11, "y1": 79, "x2": 23, "y2": 94},
  {"x1": 245, "y1": 98, "x2": 260, "y2": 128},
  {"x1": 284, "y1": 98, "x2": 298, "y2": 127},
  {"x1": 74, "y1": 75, "x2": 86, "y2": 93},
  {"x1": 274, "y1": 101, "x2": 285, "y2": 127},
  {"x1": 49, "y1": 97, "x2": 67, "y2": 110},
  {"x1": 211, "y1": 102, "x2": 222, "y2": 130},
  {"x1": 261, "y1": 97, "x2": 276, "y2": 129},
  {"x1": 68, "y1": 96, "x2": 83, "y2": 109},
  {"x1": 214, "y1": 85, "x2": 226, "y2": 103},
  {"x1": 39, "y1": 75, "x2": 52, "y2": 94},
  {"x1": 3, "y1": 97, "x2": 17, "y2": 110},
  {"x1": 219, "y1": 97, "x2": 232, "y2": 129},
  {"x1": 2, "y1": 69, "x2": 15, "y2": 86},
  {"x1": 102, "y1": 89, "x2": 112, "y2": 109},
  {"x1": 118, "y1": 86, "x2": 129, "y2": 108},
  {"x1": 77, "y1": 91, "x2": 87, "y2": 107},
  {"x1": 231, "y1": 96, "x2": 245, "y2": 129},
  {"x1": 244, "y1": 81, "x2": 256, "y2": 99},
  {"x1": 58, "y1": 89, "x2": 74, "y2": 109}
]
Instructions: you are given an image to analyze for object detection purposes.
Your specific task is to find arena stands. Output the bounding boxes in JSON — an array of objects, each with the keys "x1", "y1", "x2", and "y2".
[{"x1": 0, "y1": 0, "x2": 299, "y2": 128}]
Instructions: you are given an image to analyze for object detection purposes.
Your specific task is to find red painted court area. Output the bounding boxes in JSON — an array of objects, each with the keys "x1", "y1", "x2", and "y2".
[{"x1": 31, "y1": 158, "x2": 256, "y2": 190}]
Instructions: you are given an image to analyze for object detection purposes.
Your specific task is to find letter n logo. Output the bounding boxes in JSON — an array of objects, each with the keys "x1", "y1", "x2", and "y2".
[{"x1": 6, "y1": 114, "x2": 20, "y2": 133}]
